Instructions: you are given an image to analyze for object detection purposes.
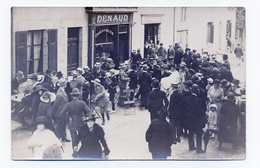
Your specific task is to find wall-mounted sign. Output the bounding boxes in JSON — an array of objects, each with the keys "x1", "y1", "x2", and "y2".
[
  {"x1": 96, "y1": 14, "x2": 129, "y2": 24},
  {"x1": 95, "y1": 29, "x2": 114, "y2": 38}
]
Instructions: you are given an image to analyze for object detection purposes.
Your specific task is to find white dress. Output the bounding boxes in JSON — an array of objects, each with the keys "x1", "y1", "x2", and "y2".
[{"x1": 27, "y1": 129, "x2": 62, "y2": 159}]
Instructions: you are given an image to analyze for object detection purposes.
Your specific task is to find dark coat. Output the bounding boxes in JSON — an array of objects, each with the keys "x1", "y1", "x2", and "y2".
[
  {"x1": 218, "y1": 100, "x2": 239, "y2": 143},
  {"x1": 220, "y1": 68, "x2": 234, "y2": 83},
  {"x1": 181, "y1": 94, "x2": 207, "y2": 129},
  {"x1": 38, "y1": 102, "x2": 52, "y2": 118},
  {"x1": 147, "y1": 89, "x2": 169, "y2": 114},
  {"x1": 11, "y1": 78, "x2": 20, "y2": 95},
  {"x1": 60, "y1": 98, "x2": 92, "y2": 130},
  {"x1": 191, "y1": 59, "x2": 201, "y2": 72},
  {"x1": 157, "y1": 47, "x2": 167, "y2": 57},
  {"x1": 52, "y1": 88, "x2": 69, "y2": 118},
  {"x1": 174, "y1": 49, "x2": 183, "y2": 64},
  {"x1": 149, "y1": 64, "x2": 161, "y2": 80},
  {"x1": 168, "y1": 90, "x2": 183, "y2": 120},
  {"x1": 167, "y1": 48, "x2": 175, "y2": 59},
  {"x1": 76, "y1": 123, "x2": 110, "y2": 159},
  {"x1": 128, "y1": 70, "x2": 138, "y2": 89},
  {"x1": 183, "y1": 53, "x2": 193, "y2": 68},
  {"x1": 139, "y1": 71, "x2": 152, "y2": 92},
  {"x1": 93, "y1": 70, "x2": 106, "y2": 87},
  {"x1": 145, "y1": 118, "x2": 175, "y2": 156}
]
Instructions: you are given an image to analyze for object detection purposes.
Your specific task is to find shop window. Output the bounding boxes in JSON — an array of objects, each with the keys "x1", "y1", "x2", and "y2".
[{"x1": 207, "y1": 22, "x2": 214, "y2": 44}]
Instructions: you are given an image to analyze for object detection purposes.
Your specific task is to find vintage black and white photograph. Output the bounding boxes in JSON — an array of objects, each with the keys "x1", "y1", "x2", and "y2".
[{"x1": 10, "y1": 6, "x2": 246, "y2": 161}]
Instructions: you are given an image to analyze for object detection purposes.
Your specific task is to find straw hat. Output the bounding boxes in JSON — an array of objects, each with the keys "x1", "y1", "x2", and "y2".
[
  {"x1": 40, "y1": 91, "x2": 56, "y2": 103},
  {"x1": 37, "y1": 75, "x2": 44, "y2": 83}
]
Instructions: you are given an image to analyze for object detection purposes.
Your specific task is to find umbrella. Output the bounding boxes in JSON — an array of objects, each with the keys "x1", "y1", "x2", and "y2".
[{"x1": 203, "y1": 128, "x2": 211, "y2": 152}]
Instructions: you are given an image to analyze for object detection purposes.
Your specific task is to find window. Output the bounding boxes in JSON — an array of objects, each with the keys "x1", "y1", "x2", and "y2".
[
  {"x1": 27, "y1": 31, "x2": 43, "y2": 75},
  {"x1": 207, "y1": 22, "x2": 214, "y2": 44},
  {"x1": 181, "y1": 7, "x2": 187, "y2": 22},
  {"x1": 15, "y1": 30, "x2": 57, "y2": 79}
]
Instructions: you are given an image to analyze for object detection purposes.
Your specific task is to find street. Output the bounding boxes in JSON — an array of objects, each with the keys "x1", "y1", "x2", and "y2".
[{"x1": 11, "y1": 52, "x2": 246, "y2": 160}]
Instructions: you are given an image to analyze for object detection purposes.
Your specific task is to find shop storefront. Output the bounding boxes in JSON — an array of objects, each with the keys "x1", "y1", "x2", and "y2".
[{"x1": 86, "y1": 8, "x2": 137, "y2": 68}]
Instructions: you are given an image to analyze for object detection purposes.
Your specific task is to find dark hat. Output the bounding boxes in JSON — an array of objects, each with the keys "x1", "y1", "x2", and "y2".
[
  {"x1": 142, "y1": 64, "x2": 149, "y2": 70},
  {"x1": 191, "y1": 84, "x2": 199, "y2": 92},
  {"x1": 185, "y1": 48, "x2": 191, "y2": 52},
  {"x1": 151, "y1": 79, "x2": 160, "y2": 88},
  {"x1": 226, "y1": 92, "x2": 235, "y2": 100},
  {"x1": 32, "y1": 85, "x2": 48, "y2": 93},
  {"x1": 184, "y1": 80, "x2": 193, "y2": 87},
  {"x1": 214, "y1": 79, "x2": 220, "y2": 84},
  {"x1": 220, "y1": 79, "x2": 227, "y2": 86},
  {"x1": 189, "y1": 68, "x2": 196, "y2": 75},
  {"x1": 56, "y1": 71, "x2": 63, "y2": 78},
  {"x1": 23, "y1": 86, "x2": 31, "y2": 95},
  {"x1": 29, "y1": 74, "x2": 38, "y2": 81},
  {"x1": 158, "y1": 107, "x2": 169, "y2": 118},
  {"x1": 82, "y1": 113, "x2": 98, "y2": 122},
  {"x1": 233, "y1": 79, "x2": 240, "y2": 85},
  {"x1": 70, "y1": 88, "x2": 81, "y2": 95},
  {"x1": 46, "y1": 69, "x2": 51, "y2": 74},
  {"x1": 35, "y1": 116, "x2": 49, "y2": 124},
  {"x1": 191, "y1": 75, "x2": 199, "y2": 82}
]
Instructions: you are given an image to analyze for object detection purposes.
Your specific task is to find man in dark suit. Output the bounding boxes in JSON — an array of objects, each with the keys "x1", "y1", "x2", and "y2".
[
  {"x1": 52, "y1": 79, "x2": 70, "y2": 142},
  {"x1": 147, "y1": 79, "x2": 169, "y2": 121},
  {"x1": 167, "y1": 45, "x2": 175, "y2": 60},
  {"x1": 146, "y1": 107, "x2": 175, "y2": 159},
  {"x1": 234, "y1": 44, "x2": 243, "y2": 66},
  {"x1": 168, "y1": 82, "x2": 183, "y2": 143},
  {"x1": 181, "y1": 84, "x2": 207, "y2": 153},
  {"x1": 60, "y1": 88, "x2": 92, "y2": 157},
  {"x1": 139, "y1": 64, "x2": 152, "y2": 109},
  {"x1": 157, "y1": 43, "x2": 167, "y2": 60},
  {"x1": 128, "y1": 64, "x2": 138, "y2": 101},
  {"x1": 148, "y1": 59, "x2": 161, "y2": 80}
]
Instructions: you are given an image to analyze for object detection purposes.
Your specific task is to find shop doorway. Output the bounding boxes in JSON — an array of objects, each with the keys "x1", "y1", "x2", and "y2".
[{"x1": 67, "y1": 28, "x2": 79, "y2": 72}]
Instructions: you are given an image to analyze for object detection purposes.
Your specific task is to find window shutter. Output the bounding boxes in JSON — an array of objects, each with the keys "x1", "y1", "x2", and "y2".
[
  {"x1": 15, "y1": 31, "x2": 27, "y2": 81},
  {"x1": 48, "y1": 29, "x2": 57, "y2": 72}
]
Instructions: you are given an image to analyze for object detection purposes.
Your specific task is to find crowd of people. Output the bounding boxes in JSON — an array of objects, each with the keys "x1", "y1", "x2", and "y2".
[{"x1": 11, "y1": 41, "x2": 246, "y2": 160}]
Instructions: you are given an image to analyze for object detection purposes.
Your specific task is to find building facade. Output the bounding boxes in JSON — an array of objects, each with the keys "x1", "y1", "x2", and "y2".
[
  {"x1": 174, "y1": 7, "x2": 236, "y2": 54},
  {"x1": 11, "y1": 7, "x2": 237, "y2": 80}
]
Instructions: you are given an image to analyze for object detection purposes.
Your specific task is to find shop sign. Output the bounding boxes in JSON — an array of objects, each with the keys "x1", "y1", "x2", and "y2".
[
  {"x1": 95, "y1": 29, "x2": 114, "y2": 38},
  {"x1": 96, "y1": 14, "x2": 129, "y2": 24}
]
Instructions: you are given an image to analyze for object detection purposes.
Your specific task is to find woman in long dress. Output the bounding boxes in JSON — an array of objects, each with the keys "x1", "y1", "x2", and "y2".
[{"x1": 74, "y1": 113, "x2": 110, "y2": 159}]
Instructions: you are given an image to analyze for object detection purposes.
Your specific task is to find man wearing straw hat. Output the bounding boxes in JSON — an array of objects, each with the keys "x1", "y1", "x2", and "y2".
[
  {"x1": 52, "y1": 79, "x2": 70, "y2": 142},
  {"x1": 60, "y1": 88, "x2": 92, "y2": 157}
]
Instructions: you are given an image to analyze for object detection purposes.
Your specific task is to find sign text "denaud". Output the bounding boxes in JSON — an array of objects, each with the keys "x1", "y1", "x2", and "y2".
[{"x1": 97, "y1": 14, "x2": 129, "y2": 23}]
